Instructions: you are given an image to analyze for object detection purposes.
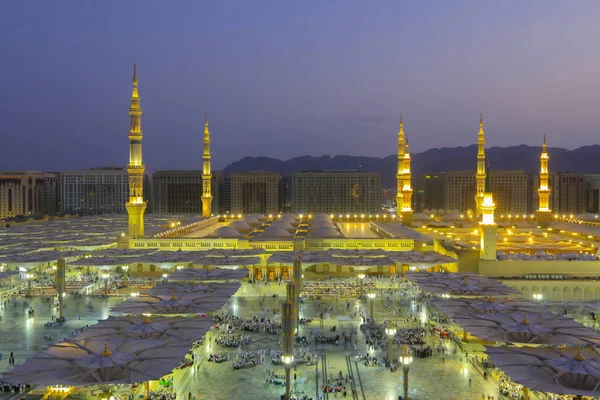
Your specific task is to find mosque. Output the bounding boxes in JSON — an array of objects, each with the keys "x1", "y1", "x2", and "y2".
[{"x1": 118, "y1": 65, "x2": 600, "y2": 299}]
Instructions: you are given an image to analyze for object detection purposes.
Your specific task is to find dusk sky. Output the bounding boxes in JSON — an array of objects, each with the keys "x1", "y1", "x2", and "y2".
[{"x1": 1, "y1": 1, "x2": 599, "y2": 172}]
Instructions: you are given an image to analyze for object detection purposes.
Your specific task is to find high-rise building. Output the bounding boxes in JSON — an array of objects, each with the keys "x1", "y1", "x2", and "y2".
[
  {"x1": 413, "y1": 173, "x2": 446, "y2": 213},
  {"x1": 292, "y1": 171, "x2": 381, "y2": 214},
  {"x1": 152, "y1": 170, "x2": 221, "y2": 215},
  {"x1": 59, "y1": 168, "x2": 128, "y2": 215},
  {"x1": 281, "y1": 175, "x2": 293, "y2": 213},
  {"x1": 446, "y1": 171, "x2": 477, "y2": 212},
  {"x1": 556, "y1": 173, "x2": 586, "y2": 215},
  {"x1": 231, "y1": 172, "x2": 280, "y2": 214},
  {"x1": 125, "y1": 64, "x2": 147, "y2": 238},
  {"x1": 584, "y1": 174, "x2": 600, "y2": 213},
  {"x1": 0, "y1": 171, "x2": 58, "y2": 219},
  {"x1": 490, "y1": 170, "x2": 528, "y2": 215}
]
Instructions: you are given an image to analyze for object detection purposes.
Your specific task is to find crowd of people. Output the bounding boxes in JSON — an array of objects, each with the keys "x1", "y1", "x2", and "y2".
[
  {"x1": 301, "y1": 280, "x2": 376, "y2": 299},
  {"x1": 213, "y1": 313, "x2": 282, "y2": 335},
  {"x1": 215, "y1": 333, "x2": 254, "y2": 347}
]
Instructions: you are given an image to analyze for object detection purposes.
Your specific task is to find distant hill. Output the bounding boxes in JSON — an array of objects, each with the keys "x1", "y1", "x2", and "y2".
[{"x1": 222, "y1": 145, "x2": 600, "y2": 187}]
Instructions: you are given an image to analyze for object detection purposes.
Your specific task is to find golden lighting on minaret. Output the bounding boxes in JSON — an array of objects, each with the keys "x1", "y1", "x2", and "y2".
[
  {"x1": 536, "y1": 134, "x2": 552, "y2": 227},
  {"x1": 201, "y1": 113, "x2": 213, "y2": 218},
  {"x1": 479, "y1": 161, "x2": 497, "y2": 261},
  {"x1": 125, "y1": 64, "x2": 147, "y2": 238},
  {"x1": 395, "y1": 114, "x2": 404, "y2": 212},
  {"x1": 475, "y1": 113, "x2": 486, "y2": 216}
]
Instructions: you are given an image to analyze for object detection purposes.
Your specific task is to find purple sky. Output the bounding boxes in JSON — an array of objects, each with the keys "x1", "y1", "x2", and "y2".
[{"x1": 1, "y1": 1, "x2": 599, "y2": 172}]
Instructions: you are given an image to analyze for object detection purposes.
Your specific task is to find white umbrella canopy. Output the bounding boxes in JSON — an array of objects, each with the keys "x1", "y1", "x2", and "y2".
[
  {"x1": 110, "y1": 290, "x2": 235, "y2": 315},
  {"x1": 405, "y1": 272, "x2": 519, "y2": 297},
  {"x1": 167, "y1": 268, "x2": 247, "y2": 281},
  {"x1": 69, "y1": 257, "x2": 133, "y2": 268},
  {"x1": 191, "y1": 256, "x2": 260, "y2": 267},
  {"x1": 453, "y1": 311, "x2": 600, "y2": 345},
  {"x1": 486, "y1": 346, "x2": 600, "y2": 397},
  {"x1": 431, "y1": 297, "x2": 540, "y2": 315},
  {"x1": 132, "y1": 251, "x2": 203, "y2": 270},
  {"x1": 75, "y1": 315, "x2": 213, "y2": 341},
  {"x1": 147, "y1": 282, "x2": 240, "y2": 297},
  {"x1": 1, "y1": 338, "x2": 191, "y2": 386}
]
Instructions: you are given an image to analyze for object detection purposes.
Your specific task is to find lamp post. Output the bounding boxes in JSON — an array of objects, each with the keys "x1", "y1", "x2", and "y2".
[
  {"x1": 122, "y1": 265, "x2": 129, "y2": 281},
  {"x1": 282, "y1": 298, "x2": 294, "y2": 400},
  {"x1": 367, "y1": 292, "x2": 376, "y2": 324},
  {"x1": 102, "y1": 273, "x2": 109, "y2": 297},
  {"x1": 52, "y1": 265, "x2": 58, "y2": 289},
  {"x1": 162, "y1": 273, "x2": 168, "y2": 282},
  {"x1": 357, "y1": 273, "x2": 365, "y2": 298},
  {"x1": 385, "y1": 327, "x2": 396, "y2": 366},
  {"x1": 25, "y1": 273, "x2": 33, "y2": 297},
  {"x1": 533, "y1": 293, "x2": 542, "y2": 306},
  {"x1": 400, "y1": 346, "x2": 413, "y2": 400}
]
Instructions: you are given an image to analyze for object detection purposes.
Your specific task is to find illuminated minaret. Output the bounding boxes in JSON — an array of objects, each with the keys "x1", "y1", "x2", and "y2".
[
  {"x1": 201, "y1": 113, "x2": 213, "y2": 218},
  {"x1": 479, "y1": 161, "x2": 497, "y2": 261},
  {"x1": 125, "y1": 64, "x2": 147, "y2": 238},
  {"x1": 395, "y1": 115, "x2": 405, "y2": 215},
  {"x1": 401, "y1": 135, "x2": 413, "y2": 226},
  {"x1": 536, "y1": 134, "x2": 552, "y2": 227},
  {"x1": 475, "y1": 113, "x2": 486, "y2": 216}
]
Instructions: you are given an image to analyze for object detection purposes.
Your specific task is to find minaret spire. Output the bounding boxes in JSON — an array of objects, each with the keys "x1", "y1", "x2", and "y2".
[
  {"x1": 479, "y1": 159, "x2": 497, "y2": 261},
  {"x1": 536, "y1": 134, "x2": 552, "y2": 226},
  {"x1": 396, "y1": 115, "x2": 412, "y2": 226},
  {"x1": 202, "y1": 112, "x2": 213, "y2": 218},
  {"x1": 475, "y1": 113, "x2": 487, "y2": 216},
  {"x1": 125, "y1": 64, "x2": 147, "y2": 239}
]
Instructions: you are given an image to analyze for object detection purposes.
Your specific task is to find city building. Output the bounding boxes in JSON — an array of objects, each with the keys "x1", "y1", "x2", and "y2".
[
  {"x1": 584, "y1": 174, "x2": 600, "y2": 213},
  {"x1": 152, "y1": 170, "x2": 220, "y2": 215},
  {"x1": 281, "y1": 175, "x2": 293, "y2": 213},
  {"x1": 413, "y1": 174, "x2": 446, "y2": 213},
  {"x1": 231, "y1": 171, "x2": 281, "y2": 214},
  {"x1": 59, "y1": 168, "x2": 128, "y2": 215},
  {"x1": 556, "y1": 173, "x2": 586, "y2": 215},
  {"x1": 0, "y1": 171, "x2": 58, "y2": 218},
  {"x1": 292, "y1": 171, "x2": 381, "y2": 214}
]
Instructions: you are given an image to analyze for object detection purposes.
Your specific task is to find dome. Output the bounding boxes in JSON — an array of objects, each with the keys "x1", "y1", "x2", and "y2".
[
  {"x1": 209, "y1": 226, "x2": 241, "y2": 238},
  {"x1": 308, "y1": 226, "x2": 342, "y2": 238},
  {"x1": 259, "y1": 226, "x2": 292, "y2": 238},
  {"x1": 270, "y1": 220, "x2": 296, "y2": 231},
  {"x1": 243, "y1": 216, "x2": 260, "y2": 225},
  {"x1": 229, "y1": 220, "x2": 252, "y2": 231},
  {"x1": 412, "y1": 213, "x2": 432, "y2": 221}
]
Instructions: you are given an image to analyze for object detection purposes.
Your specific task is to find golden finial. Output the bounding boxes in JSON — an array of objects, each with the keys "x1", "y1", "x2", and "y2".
[
  {"x1": 143, "y1": 314, "x2": 152, "y2": 324},
  {"x1": 205, "y1": 112, "x2": 209, "y2": 127},
  {"x1": 405, "y1": 136, "x2": 409, "y2": 152},
  {"x1": 132, "y1": 63, "x2": 138, "y2": 87},
  {"x1": 171, "y1": 291, "x2": 177, "y2": 301},
  {"x1": 574, "y1": 346, "x2": 585, "y2": 361},
  {"x1": 480, "y1": 113, "x2": 483, "y2": 126},
  {"x1": 400, "y1": 113, "x2": 403, "y2": 128},
  {"x1": 543, "y1": 133, "x2": 546, "y2": 145},
  {"x1": 101, "y1": 341, "x2": 112, "y2": 357},
  {"x1": 463, "y1": 277, "x2": 468, "y2": 286},
  {"x1": 486, "y1": 295, "x2": 494, "y2": 303},
  {"x1": 521, "y1": 313, "x2": 530, "y2": 325}
]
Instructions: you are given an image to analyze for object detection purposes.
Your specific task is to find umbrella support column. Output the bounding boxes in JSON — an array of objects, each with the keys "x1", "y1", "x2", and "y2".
[
  {"x1": 145, "y1": 381, "x2": 150, "y2": 399},
  {"x1": 284, "y1": 365, "x2": 291, "y2": 400},
  {"x1": 57, "y1": 258, "x2": 66, "y2": 319}
]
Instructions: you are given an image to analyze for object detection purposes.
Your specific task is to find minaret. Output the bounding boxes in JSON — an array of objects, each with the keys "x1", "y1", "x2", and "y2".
[
  {"x1": 401, "y1": 136, "x2": 413, "y2": 226},
  {"x1": 395, "y1": 115, "x2": 404, "y2": 216},
  {"x1": 479, "y1": 161, "x2": 497, "y2": 261},
  {"x1": 125, "y1": 64, "x2": 147, "y2": 238},
  {"x1": 475, "y1": 113, "x2": 486, "y2": 216},
  {"x1": 536, "y1": 134, "x2": 552, "y2": 227},
  {"x1": 201, "y1": 113, "x2": 213, "y2": 218}
]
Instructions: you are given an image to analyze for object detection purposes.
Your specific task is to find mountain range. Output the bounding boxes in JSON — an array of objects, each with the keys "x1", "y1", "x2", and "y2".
[{"x1": 222, "y1": 145, "x2": 600, "y2": 188}]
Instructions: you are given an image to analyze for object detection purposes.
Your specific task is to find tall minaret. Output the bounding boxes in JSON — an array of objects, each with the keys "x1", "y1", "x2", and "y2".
[
  {"x1": 479, "y1": 161, "x2": 497, "y2": 261},
  {"x1": 201, "y1": 113, "x2": 213, "y2": 218},
  {"x1": 401, "y1": 136, "x2": 413, "y2": 226},
  {"x1": 125, "y1": 64, "x2": 147, "y2": 238},
  {"x1": 536, "y1": 134, "x2": 552, "y2": 227},
  {"x1": 475, "y1": 113, "x2": 486, "y2": 216},
  {"x1": 395, "y1": 115, "x2": 405, "y2": 216}
]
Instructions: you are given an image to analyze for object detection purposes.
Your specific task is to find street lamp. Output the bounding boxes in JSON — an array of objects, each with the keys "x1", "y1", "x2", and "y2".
[
  {"x1": 282, "y1": 298, "x2": 294, "y2": 400},
  {"x1": 357, "y1": 273, "x2": 365, "y2": 298},
  {"x1": 162, "y1": 273, "x2": 168, "y2": 282},
  {"x1": 400, "y1": 346, "x2": 413, "y2": 399},
  {"x1": 25, "y1": 273, "x2": 33, "y2": 297},
  {"x1": 102, "y1": 273, "x2": 109, "y2": 297},
  {"x1": 533, "y1": 293, "x2": 542, "y2": 307},
  {"x1": 367, "y1": 292, "x2": 376, "y2": 324},
  {"x1": 385, "y1": 327, "x2": 396, "y2": 366}
]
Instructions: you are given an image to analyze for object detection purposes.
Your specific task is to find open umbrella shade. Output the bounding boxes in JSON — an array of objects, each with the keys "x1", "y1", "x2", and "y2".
[
  {"x1": 486, "y1": 346, "x2": 600, "y2": 396},
  {"x1": 147, "y1": 282, "x2": 240, "y2": 297},
  {"x1": 431, "y1": 297, "x2": 541, "y2": 315},
  {"x1": 110, "y1": 290, "x2": 235, "y2": 315},
  {"x1": 191, "y1": 256, "x2": 260, "y2": 267},
  {"x1": 75, "y1": 315, "x2": 213, "y2": 341},
  {"x1": 167, "y1": 268, "x2": 247, "y2": 281},
  {"x1": 453, "y1": 311, "x2": 600, "y2": 345},
  {"x1": 1, "y1": 338, "x2": 191, "y2": 386},
  {"x1": 405, "y1": 272, "x2": 519, "y2": 296}
]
